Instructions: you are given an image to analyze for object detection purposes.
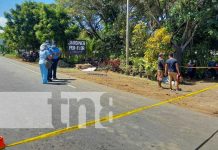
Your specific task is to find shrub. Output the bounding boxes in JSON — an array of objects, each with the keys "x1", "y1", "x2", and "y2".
[
  {"x1": 131, "y1": 22, "x2": 147, "y2": 57},
  {"x1": 107, "y1": 59, "x2": 121, "y2": 72},
  {"x1": 130, "y1": 57, "x2": 145, "y2": 76},
  {"x1": 144, "y1": 27, "x2": 173, "y2": 78}
]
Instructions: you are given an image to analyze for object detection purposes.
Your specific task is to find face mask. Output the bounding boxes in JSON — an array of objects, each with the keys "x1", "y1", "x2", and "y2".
[{"x1": 40, "y1": 44, "x2": 47, "y2": 51}]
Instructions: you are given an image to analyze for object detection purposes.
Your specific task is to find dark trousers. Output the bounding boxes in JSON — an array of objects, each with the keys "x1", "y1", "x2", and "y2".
[{"x1": 48, "y1": 59, "x2": 59, "y2": 79}]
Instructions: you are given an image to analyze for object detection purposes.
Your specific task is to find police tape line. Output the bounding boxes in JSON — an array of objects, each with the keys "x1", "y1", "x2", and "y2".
[{"x1": 7, "y1": 84, "x2": 218, "y2": 148}]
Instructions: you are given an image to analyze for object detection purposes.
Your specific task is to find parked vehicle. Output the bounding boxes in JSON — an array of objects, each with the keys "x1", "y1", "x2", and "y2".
[{"x1": 22, "y1": 51, "x2": 39, "y2": 62}]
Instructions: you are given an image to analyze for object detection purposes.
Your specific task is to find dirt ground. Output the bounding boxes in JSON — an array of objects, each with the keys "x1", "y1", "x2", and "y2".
[
  {"x1": 59, "y1": 68, "x2": 218, "y2": 117},
  {"x1": 6, "y1": 56, "x2": 218, "y2": 117}
]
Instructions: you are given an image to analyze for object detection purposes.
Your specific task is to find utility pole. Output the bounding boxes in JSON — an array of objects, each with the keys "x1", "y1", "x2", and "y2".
[
  {"x1": 126, "y1": 0, "x2": 144, "y2": 70},
  {"x1": 126, "y1": 0, "x2": 129, "y2": 70}
]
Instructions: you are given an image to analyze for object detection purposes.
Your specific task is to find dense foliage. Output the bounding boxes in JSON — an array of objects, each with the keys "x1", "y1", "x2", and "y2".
[
  {"x1": 2, "y1": 2, "x2": 79, "y2": 55},
  {"x1": 0, "y1": 0, "x2": 217, "y2": 78}
]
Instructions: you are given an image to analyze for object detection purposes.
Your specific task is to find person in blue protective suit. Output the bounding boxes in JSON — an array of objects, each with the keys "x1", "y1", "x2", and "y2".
[
  {"x1": 48, "y1": 43, "x2": 61, "y2": 80},
  {"x1": 44, "y1": 40, "x2": 54, "y2": 82},
  {"x1": 39, "y1": 43, "x2": 52, "y2": 84}
]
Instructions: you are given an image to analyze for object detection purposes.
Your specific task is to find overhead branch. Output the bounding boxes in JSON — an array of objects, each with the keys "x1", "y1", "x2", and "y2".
[
  {"x1": 88, "y1": 19, "x2": 102, "y2": 40},
  {"x1": 181, "y1": 21, "x2": 189, "y2": 44},
  {"x1": 181, "y1": 24, "x2": 198, "y2": 51},
  {"x1": 172, "y1": 22, "x2": 186, "y2": 38},
  {"x1": 148, "y1": 12, "x2": 161, "y2": 28}
]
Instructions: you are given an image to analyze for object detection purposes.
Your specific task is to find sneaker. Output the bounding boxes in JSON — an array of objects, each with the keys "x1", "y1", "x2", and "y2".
[
  {"x1": 48, "y1": 79, "x2": 53, "y2": 82},
  {"x1": 53, "y1": 78, "x2": 58, "y2": 80}
]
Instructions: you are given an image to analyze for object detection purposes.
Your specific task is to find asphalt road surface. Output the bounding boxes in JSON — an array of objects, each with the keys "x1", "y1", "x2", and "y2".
[{"x1": 0, "y1": 56, "x2": 218, "y2": 150}]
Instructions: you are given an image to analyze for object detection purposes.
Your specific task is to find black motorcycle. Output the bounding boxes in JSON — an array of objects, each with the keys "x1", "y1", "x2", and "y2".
[{"x1": 22, "y1": 51, "x2": 39, "y2": 62}]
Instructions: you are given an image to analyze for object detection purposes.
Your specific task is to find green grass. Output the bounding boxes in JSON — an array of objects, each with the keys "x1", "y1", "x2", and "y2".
[{"x1": 3, "y1": 53, "x2": 19, "y2": 59}]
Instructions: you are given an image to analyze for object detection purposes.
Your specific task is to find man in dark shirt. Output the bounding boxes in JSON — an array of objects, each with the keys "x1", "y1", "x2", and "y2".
[
  {"x1": 157, "y1": 53, "x2": 165, "y2": 88},
  {"x1": 165, "y1": 53, "x2": 181, "y2": 91}
]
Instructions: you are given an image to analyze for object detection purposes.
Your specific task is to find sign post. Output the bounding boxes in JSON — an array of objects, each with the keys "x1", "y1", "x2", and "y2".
[{"x1": 68, "y1": 40, "x2": 86, "y2": 55}]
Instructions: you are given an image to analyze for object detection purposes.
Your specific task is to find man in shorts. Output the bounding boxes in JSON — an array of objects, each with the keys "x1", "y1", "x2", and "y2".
[
  {"x1": 157, "y1": 53, "x2": 165, "y2": 88},
  {"x1": 165, "y1": 53, "x2": 181, "y2": 91}
]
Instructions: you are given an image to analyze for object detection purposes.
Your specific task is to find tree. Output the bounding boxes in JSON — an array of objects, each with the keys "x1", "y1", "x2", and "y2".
[
  {"x1": 144, "y1": 27, "x2": 172, "y2": 75},
  {"x1": 34, "y1": 4, "x2": 80, "y2": 52},
  {"x1": 133, "y1": 0, "x2": 176, "y2": 30},
  {"x1": 57, "y1": 0, "x2": 126, "y2": 59},
  {"x1": 4, "y1": 2, "x2": 41, "y2": 51},
  {"x1": 166, "y1": 0, "x2": 218, "y2": 64},
  {"x1": 131, "y1": 22, "x2": 147, "y2": 57},
  {"x1": 3, "y1": 2, "x2": 80, "y2": 55},
  {"x1": 57, "y1": 0, "x2": 123, "y2": 39}
]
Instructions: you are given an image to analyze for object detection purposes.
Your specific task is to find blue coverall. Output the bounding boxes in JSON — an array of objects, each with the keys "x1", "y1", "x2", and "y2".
[{"x1": 39, "y1": 46, "x2": 50, "y2": 84}]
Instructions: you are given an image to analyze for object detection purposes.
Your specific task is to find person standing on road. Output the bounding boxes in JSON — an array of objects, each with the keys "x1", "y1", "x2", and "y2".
[
  {"x1": 157, "y1": 53, "x2": 165, "y2": 88},
  {"x1": 43, "y1": 40, "x2": 54, "y2": 82},
  {"x1": 39, "y1": 43, "x2": 52, "y2": 84},
  {"x1": 165, "y1": 53, "x2": 181, "y2": 91},
  {"x1": 48, "y1": 43, "x2": 61, "y2": 80}
]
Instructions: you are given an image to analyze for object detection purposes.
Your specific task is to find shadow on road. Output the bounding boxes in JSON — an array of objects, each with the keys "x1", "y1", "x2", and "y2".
[
  {"x1": 55, "y1": 79, "x2": 76, "y2": 81},
  {"x1": 182, "y1": 81, "x2": 196, "y2": 85},
  {"x1": 195, "y1": 129, "x2": 218, "y2": 150},
  {"x1": 48, "y1": 78, "x2": 76, "y2": 85}
]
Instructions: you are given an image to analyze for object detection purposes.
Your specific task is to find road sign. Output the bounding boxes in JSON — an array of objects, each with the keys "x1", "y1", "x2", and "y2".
[{"x1": 68, "y1": 40, "x2": 86, "y2": 55}]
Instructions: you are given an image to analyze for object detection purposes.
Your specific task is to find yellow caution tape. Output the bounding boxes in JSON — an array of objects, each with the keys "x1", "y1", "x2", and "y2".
[
  {"x1": 7, "y1": 84, "x2": 218, "y2": 148},
  {"x1": 180, "y1": 66, "x2": 218, "y2": 69}
]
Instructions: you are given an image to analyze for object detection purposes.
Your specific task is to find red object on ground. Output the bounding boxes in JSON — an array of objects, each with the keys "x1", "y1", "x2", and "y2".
[{"x1": 0, "y1": 136, "x2": 6, "y2": 149}]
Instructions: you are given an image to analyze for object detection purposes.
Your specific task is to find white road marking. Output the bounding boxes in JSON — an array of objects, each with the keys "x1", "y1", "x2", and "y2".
[{"x1": 67, "y1": 84, "x2": 76, "y2": 89}]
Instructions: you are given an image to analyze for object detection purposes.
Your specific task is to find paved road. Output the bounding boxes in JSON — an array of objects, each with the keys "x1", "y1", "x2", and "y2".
[{"x1": 0, "y1": 56, "x2": 218, "y2": 150}]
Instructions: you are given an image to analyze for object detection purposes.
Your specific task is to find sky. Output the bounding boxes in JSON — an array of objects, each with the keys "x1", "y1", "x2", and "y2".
[{"x1": 0, "y1": 0, "x2": 54, "y2": 28}]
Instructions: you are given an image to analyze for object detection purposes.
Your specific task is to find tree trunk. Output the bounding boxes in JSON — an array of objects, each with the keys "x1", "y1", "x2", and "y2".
[
  {"x1": 171, "y1": 23, "x2": 198, "y2": 65},
  {"x1": 171, "y1": 43, "x2": 183, "y2": 65},
  {"x1": 175, "y1": 47, "x2": 182, "y2": 65}
]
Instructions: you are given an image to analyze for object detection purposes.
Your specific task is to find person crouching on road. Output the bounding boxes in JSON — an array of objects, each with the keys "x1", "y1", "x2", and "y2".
[
  {"x1": 157, "y1": 53, "x2": 165, "y2": 88},
  {"x1": 165, "y1": 53, "x2": 181, "y2": 91},
  {"x1": 48, "y1": 43, "x2": 61, "y2": 81},
  {"x1": 39, "y1": 44, "x2": 52, "y2": 84}
]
